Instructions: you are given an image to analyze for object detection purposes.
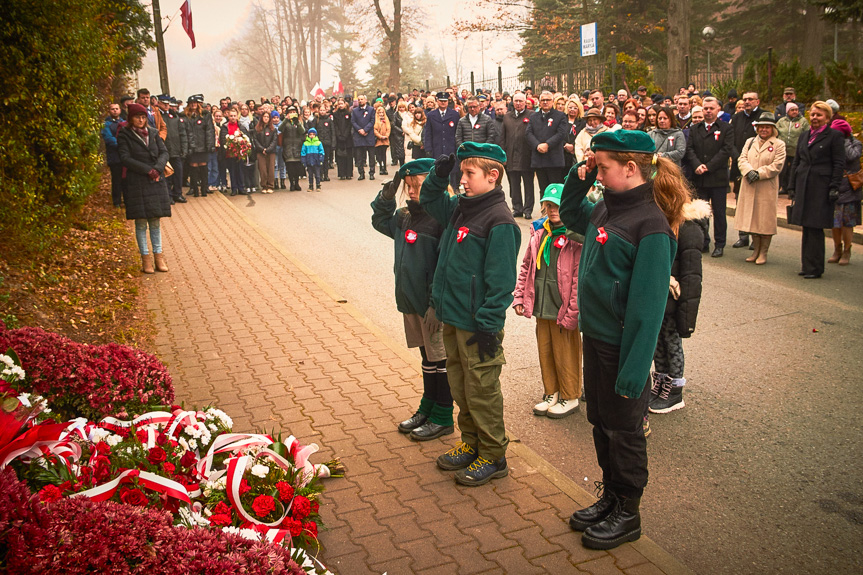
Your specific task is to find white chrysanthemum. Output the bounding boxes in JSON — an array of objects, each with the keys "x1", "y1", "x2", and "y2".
[
  {"x1": 105, "y1": 434, "x2": 123, "y2": 447},
  {"x1": 90, "y1": 428, "x2": 111, "y2": 443},
  {"x1": 178, "y1": 437, "x2": 189, "y2": 451},
  {"x1": 251, "y1": 464, "x2": 269, "y2": 478},
  {"x1": 188, "y1": 438, "x2": 198, "y2": 450},
  {"x1": 208, "y1": 423, "x2": 218, "y2": 432},
  {"x1": 178, "y1": 507, "x2": 210, "y2": 528},
  {"x1": 0, "y1": 354, "x2": 14, "y2": 368}
]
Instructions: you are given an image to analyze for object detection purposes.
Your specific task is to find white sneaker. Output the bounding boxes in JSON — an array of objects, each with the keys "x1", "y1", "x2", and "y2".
[
  {"x1": 547, "y1": 397, "x2": 579, "y2": 419},
  {"x1": 533, "y1": 392, "x2": 558, "y2": 416}
]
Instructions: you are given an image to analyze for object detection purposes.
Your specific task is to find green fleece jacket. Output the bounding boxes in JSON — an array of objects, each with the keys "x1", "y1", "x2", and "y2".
[
  {"x1": 419, "y1": 170, "x2": 521, "y2": 333},
  {"x1": 559, "y1": 162, "x2": 677, "y2": 397}
]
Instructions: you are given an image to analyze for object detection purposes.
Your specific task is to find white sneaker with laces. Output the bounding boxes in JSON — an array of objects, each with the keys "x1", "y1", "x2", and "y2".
[
  {"x1": 547, "y1": 397, "x2": 579, "y2": 419},
  {"x1": 533, "y1": 392, "x2": 558, "y2": 416}
]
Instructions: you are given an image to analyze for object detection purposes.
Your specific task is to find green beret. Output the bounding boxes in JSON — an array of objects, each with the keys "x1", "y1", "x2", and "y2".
[
  {"x1": 456, "y1": 141, "x2": 507, "y2": 164},
  {"x1": 590, "y1": 129, "x2": 656, "y2": 154},
  {"x1": 540, "y1": 183, "x2": 564, "y2": 206},
  {"x1": 398, "y1": 158, "x2": 435, "y2": 178}
]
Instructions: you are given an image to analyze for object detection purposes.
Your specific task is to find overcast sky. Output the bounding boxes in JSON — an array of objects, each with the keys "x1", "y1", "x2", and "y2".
[{"x1": 137, "y1": 0, "x2": 522, "y2": 99}]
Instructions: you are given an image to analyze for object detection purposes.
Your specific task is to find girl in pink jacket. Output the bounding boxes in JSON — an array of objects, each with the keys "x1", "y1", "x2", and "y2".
[{"x1": 513, "y1": 183, "x2": 584, "y2": 418}]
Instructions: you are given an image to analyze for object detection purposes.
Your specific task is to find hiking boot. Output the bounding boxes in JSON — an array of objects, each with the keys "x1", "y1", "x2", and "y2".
[
  {"x1": 397, "y1": 411, "x2": 428, "y2": 433},
  {"x1": 569, "y1": 482, "x2": 617, "y2": 531},
  {"x1": 650, "y1": 372, "x2": 671, "y2": 404},
  {"x1": 582, "y1": 495, "x2": 642, "y2": 550},
  {"x1": 436, "y1": 442, "x2": 477, "y2": 471},
  {"x1": 533, "y1": 392, "x2": 558, "y2": 416},
  {"x1": 649, "y1": 381, "x2": 685, "y2": 414},
  {"x1": 454, "y1": 456, "x2": 508, "y2": 486},
  {"x1": 547, "y1": 397, "x2": 579, "y2": 418},
  {"x1": 410, "y1": 422, "x2": 454, "y2": 441}
]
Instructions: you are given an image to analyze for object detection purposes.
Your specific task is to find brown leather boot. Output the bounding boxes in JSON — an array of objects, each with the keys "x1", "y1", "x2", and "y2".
[
  {"x1": 755, "y1": 236, "x2": 771, "y2": 265},
  {"x1": 154, "y1": 253, "x2": 168, "y2": 272},
  {"x1": 839, "y1": 246, "x2": 852, "y2": 266},
  {"x1": 828, "y1": 242, "x2": 842, "y2": 263},
  {"x1": 745, "y1": 235, "x2": 761, "y2": 262},
  {"x1": 141, "y1": 254, "x2": 155, "y2": 274}
]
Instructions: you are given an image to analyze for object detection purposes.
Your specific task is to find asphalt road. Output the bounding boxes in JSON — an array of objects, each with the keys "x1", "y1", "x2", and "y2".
[{"x1": 224, "y1": 175, "x2": 863, "y2": 575}]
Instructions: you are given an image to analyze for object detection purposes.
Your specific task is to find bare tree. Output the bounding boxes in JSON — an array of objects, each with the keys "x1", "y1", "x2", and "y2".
[
  {"x1": 667, "y1": 0, "x2": 690, "y2": 94},
  {"x1": 372, "y1": 0, "x2": 403, "y2": 92}
]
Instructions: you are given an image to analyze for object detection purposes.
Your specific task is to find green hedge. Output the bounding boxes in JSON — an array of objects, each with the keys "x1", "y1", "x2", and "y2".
[{"x1": 0, "y1": 0, "x2": 151, "y2": 252}]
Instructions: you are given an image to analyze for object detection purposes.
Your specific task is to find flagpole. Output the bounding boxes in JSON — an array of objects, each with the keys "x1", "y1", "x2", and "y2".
[{"x1": 152, "y1": 0, "x2": 171, "y2": 94}]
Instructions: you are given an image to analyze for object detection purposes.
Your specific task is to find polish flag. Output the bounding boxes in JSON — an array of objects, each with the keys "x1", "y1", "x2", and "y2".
[
  {"x1": 181, "y1": 0, "x2": 196, "y2": 49},
  {"x1": 310, "y1": 82, "x2": 326, "y2": 99},
  {"x1": 332, "y1": 78, "x2": 344, "y2": 95}
]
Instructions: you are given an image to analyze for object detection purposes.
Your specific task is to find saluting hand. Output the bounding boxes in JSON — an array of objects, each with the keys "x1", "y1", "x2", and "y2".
[{"x1": 380, "y1": 171, "x2": 402, "y2": 201}]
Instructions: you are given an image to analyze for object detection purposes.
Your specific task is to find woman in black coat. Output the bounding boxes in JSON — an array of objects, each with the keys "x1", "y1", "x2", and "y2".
[
  {"x1": 788, "y1": 101, "x2": 846, "y2": 278},
  {"x1": 332, "y1": 98, "x2": 354, "y2": 179},
  {"x1": 279, "y1": 106, "x2": 307, "y2": 191},
  {"x1": 118, "y1": 103, "x2": 172, "y2": 274},
  {"x1": 183, "y1": 97, "x2": 214, "y2": 197},
  {"x1": 253, "y1": 111, "x2": 279, "y2": 193}
]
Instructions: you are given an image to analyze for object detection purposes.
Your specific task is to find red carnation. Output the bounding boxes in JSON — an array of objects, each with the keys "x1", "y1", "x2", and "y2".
[
  {"x1": 239, "y1": 479, "x2": 251, "y2": 495},
  {"x1": 291, "y1": 495, "x2": 311, "y2": 520},
  {"x1": 136, "y1": 429, "x2": 148, "y2": 443},
  {"x1": 38, "y1": 484, "x2": 62, "y2": 503},
  {"x1": 147, "y1": 446, "x2": 167, "y2": 465},
  {"x1": 209, "y1": 513, "x2": 233, "y2": 526},
  {"x1": 94, "y1": 441, "x2": 111, "y2": 456},
  {"x1": 282, "y1": 517, "x2": 303, "y2": 537},
  {"x1": 179, "y1": 450, "x2": 196, "y2": 468},
  {"x1": 310, "y1": 500, "x2": 319, "y2": 514},
  {"x1": 214, "y1": 501, "x2": 231, "y2": 516},
  {"x1": 276, "y1": 481, "x2": 294, "y2": 503},
  {"x1": 162, "y1": 462, "x2": 176, "y2": 474},
  {"x1": 251, "y1": 495, "x2": 275, "y2": 518},
  {"x1": 303, "y1": 521, "x2": 318, "y2": 538},
  {"x1": 119, "y1": 487, "x2": 148, "y2": 507}
]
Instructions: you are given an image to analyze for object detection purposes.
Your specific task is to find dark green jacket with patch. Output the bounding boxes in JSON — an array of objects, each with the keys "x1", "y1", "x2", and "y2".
[
  {"x1": 371, "y1": 195, "x2": 443, "y2": 316},
  {"x1": 559, "y1": 163, "x2": 677, "y2": 398},
  {"x1": 420, "y1": 171, "x2": 521, "y2": 333}
]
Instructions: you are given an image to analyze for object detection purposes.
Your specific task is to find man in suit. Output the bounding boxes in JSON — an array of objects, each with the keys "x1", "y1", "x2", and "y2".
[
  {"x1": 424, "y1": 91, "x2": 460, "y2": 188},
  {"x1": 525, "y1": 90, "x2": 569, "y2": 214},
  {"x1": 500, "y1": 92, "x2": 535, "y2": 218},
  {"x1": 685, "y1": 97, "x2": 734, "y2": 257},
  {"x1": 351, "y1": 94, "x2": 376, "y2": 180},
  {"x1": 729, "y1": 91, "x2": 767, "y2": 247}
]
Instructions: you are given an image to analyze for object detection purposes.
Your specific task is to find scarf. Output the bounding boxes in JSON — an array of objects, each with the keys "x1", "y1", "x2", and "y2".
[
  {"x1": 536, "y1": 220, "x2": 567, "y2": 269},
  {"x1": 585, "y1": 124, "x2": 602, "y2": 135},
  {"x1": 808, "y1": 125, "x2": 826, "y2": 146},
  {"x1": 132, "y1": 125, "x2": 149, "y2": 141}
]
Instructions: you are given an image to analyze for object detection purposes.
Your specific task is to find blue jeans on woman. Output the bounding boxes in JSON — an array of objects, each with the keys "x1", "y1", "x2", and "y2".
[
  {"x1": 275, "y1": 146, "x2": 286, "y2": 181},
  {"x1": 134, "y1": 218, "x2": 162, "y2": 255}
]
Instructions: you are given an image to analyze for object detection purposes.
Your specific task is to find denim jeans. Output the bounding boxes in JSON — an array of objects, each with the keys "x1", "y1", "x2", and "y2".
[
  {"x1": 275, "y1": 146, "x2": 286, "y2": 179},
  {"x1": 208, "y1": 152, "x2": 219, "y2": 187},
  {"x1": 227, "y1": 157, "x2": 244, "y2": 191},
  {"x1": 307, "y1": 165, "x2": 321, "y2": 188},
  {"x1": 134, "y1": 218, "x2": 161, "y2": 255}
]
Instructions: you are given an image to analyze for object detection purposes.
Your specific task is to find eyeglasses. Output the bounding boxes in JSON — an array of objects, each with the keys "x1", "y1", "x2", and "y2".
[{"x1": 539, "y1": 98, "x2": 553, "y2": 102}]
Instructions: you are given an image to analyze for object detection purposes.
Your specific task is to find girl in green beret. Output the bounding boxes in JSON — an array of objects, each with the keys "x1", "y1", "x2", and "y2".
[{"x1": 559, "y1": 130, "x2": 690, "y2": 550}]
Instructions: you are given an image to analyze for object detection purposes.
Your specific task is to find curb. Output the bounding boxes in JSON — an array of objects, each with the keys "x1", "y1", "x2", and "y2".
[
  {"x1": 725, "y1": 204, "x2": 863, "y2": 245},
  {"x1": 216, "y1": 192, "x2": 697, "y2": 575}
]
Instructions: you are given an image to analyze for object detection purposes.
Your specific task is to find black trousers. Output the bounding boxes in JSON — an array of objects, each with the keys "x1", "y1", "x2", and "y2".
[
  {"x1": 583, "y1": 334, "x2": 650, "y2": 499},
  {"x1": 109, "y1": 163, "x2": 124, "y2": 206},
  {"x1": 168, "y1": 156, "x2": 184, "y2": 199},
  {"x1": 779, "y1": 155, "x2": 794, "y2": 192},
  {"x1": 354, "y1": 146, "x2": 375, "y2": 175},
  {"x1": 507, "y1": 170, "x2": 535, "y2": 214},
  {"x1": 336, "y1": 151, "x2": 353, "y2": 178},
  {"x1": 801, "y1": 226, "x2": 826, "y2": 276},
  {"x1": 696, "y1": 185, "x2": 728, "y2": 248},
  {"x1": 535, "y1": 167, "x2": 565, "y2": 196}
]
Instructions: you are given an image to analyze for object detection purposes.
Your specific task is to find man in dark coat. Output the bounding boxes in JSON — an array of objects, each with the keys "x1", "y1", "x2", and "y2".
[
  {"x1": 729, "y1": 91, "x2": 767, "y2": 248},
  {"x1": 685, "y1": 96, "x2": 734, "y2": 258},
  {"x1": 351, "y1": 94, "x2": 376, "y2": 180},
  {"x1": 314, "y1": 102, "x2": 334, "y2": 181},
  {"x1": 101, "y1": 102, "x2": 125, "y2": 207},
  {"x1": 157, "y1": 95, "x2": 189, "y2": 204},
  {"x1": 456, "y1": 97, "x2": 498, "y2": 146},
  {"x1": 525, "y1": 90, "x2": 569, "y2": 201},
  {"x1": 500, "y1": 92, "x2": 535, "y2": 218},
  {"x1": 423, "y1": 92, "x2": 460, "y2": 188},
  {"x1": 788, "y1": 104, "x2": 846, "y2": 278},
  {"x1": 775, "y1": 87, "x2": 805, "y2": 120}
]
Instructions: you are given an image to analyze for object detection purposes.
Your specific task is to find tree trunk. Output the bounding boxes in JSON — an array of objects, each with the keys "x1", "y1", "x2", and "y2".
[
  {"x1": 373, "y1": 0, "x2": 402, "y2": 93},
  {"x1": 666, "y1": 0, "x2": 690, "y2": 95},
  {"x1": 801, "y1": 1, "x2": 825, "y2": 71}
]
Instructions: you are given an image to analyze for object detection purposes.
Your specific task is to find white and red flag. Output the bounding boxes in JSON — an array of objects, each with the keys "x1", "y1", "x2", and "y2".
[
  {"x1": 332, "y1": 78, "x2": 344, "y2": 95},
  {"x1": 180, "y1": 0, "x2": 196, "y2": 49},
  {"x1": 310, "y1": 82, "x2": 326, "y2": 99}
]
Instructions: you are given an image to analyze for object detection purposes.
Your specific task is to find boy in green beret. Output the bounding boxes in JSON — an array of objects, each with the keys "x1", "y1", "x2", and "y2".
[
  {"x1": 421, "y1": 142, "x2": 521, "y2": 486},
  {"x1": 371, "y1": 159, "x2": 455, "y2": 441}
]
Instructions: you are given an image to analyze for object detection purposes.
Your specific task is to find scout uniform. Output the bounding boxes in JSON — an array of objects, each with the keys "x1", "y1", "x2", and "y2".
[{"x1": 419, "y1": 142, "x2": 521, "y2": 486}]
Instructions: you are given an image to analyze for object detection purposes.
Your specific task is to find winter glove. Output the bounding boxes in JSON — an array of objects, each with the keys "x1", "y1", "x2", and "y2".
[
  {"x1": 669, "y1": 277, "x2": 681, "y2": 301},
  {"x1": 148, "y1": 169, "x2": 160, "y2": 181},
  {"x1": 829, "y1": 188, "x2": 840, "y2": 202},
  {"x1": 786, "y1": 189, "x2": 795, "y2": 200},
  {"x1": 380, "y1": 171, "x2": 402, "y2": 201},
  {"x1": 434, "y1": 153, "x2": 456, "y2": 178},
  {"x1": 422, "y1": 307, "x2": 442, "y2": 335},
  {"x1": 745, "y1": 170, "x2": 760, "y2": 184},
  {"x1": 466, "y1": 330, "x2": 501, "y2": 363}
]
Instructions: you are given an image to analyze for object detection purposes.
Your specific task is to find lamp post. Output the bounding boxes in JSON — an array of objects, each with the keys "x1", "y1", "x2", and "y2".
[{"x1": 702, "y1": 26, "x2": 716, "y2": 89}]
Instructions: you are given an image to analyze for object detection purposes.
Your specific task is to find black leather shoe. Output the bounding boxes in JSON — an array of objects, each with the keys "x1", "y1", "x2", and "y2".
[
  {"x1": 569, "y1": 486, "x2": 617, "y2": 531},
  {"x1": 230, "y1": 190, "x2": 237, "y2": 196},
  {"x1": 803, "y1": 273, "x2": 822, "y2": 279},
  {"x1": 369, "y1": 174, "x2": 375, "y2": 180},
  {"x1": 410, "y1": 422, "x2": 454, "y2": 441},
  {"x1": 798, "y1": 271, "x2": 807, "y2": 276},
  {"x1": 582, "y1": 496, "x2": 642, "y2": 550},
  {"x1": 512, "y1": 210, "x2": 522, "y2": 218},
  {"x1": 701, "y1": 243, "x2": 710, "y2": 253},
  {"x1": 732, "y1": 237, "x2": 749, "y2": 248},
  {"x1": 711, "y1": 247, "x2": 724, "y2": 258},
  {"x1": 523, "y1": 211, "x2": 532, "y2": 219},
  {"x1": 397, "y1": 412, "x2": 428, "y2": 433},
  {"x1": 174, "y1": 195, "x2": 187, "y2": 203},
  {"x1": 358, "y1": 173, "x2": 365, "y2": 180}
]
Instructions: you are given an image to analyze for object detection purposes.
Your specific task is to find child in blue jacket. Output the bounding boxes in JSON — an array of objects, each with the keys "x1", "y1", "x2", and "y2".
[{"x1": 301, "y1": 127, "x2": 325, "y2": 192}]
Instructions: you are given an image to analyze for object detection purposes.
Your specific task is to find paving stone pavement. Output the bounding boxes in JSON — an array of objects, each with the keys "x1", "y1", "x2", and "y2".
[{"x1": 145, "y1": 193, "x2": 695, "y2": 575}]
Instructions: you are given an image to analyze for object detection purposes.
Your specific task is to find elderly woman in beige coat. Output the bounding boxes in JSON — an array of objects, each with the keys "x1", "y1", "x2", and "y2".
[{"x1": 736, "y1": 112, "x2": 786, "y2": 264}]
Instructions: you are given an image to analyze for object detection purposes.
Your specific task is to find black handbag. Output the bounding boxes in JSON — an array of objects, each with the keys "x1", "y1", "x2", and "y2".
[{"x1": 786, "y1": 202, "x2": 794, "y2": 221}]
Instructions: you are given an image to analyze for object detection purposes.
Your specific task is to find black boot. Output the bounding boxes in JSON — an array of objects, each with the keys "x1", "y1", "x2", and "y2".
[
  {"x1": 569, "y1": 483, "x2": 618, "y2": 531},
  {"x1": 358, "y1": 172, "x2": 365, "y2": 180},
  {"x1": 582, "y1": 495, "x2": 641, "y2": 550},
  {"x1": 199, "y1": 167, "x2": 209, "y2": 196},
  {"x1": 280, "y1": 178, "x2": 286, "y2": 189}
]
